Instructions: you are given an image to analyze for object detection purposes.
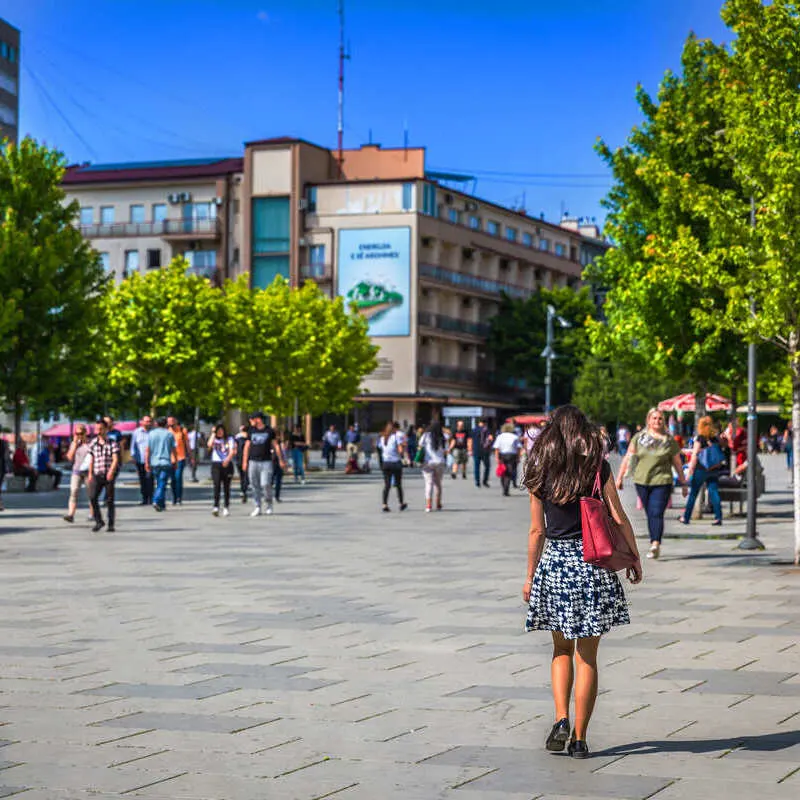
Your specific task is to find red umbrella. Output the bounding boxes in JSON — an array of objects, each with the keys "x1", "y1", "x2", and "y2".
[{"x1": 657, "y1": 393, "x2": 731, "y2": 413}]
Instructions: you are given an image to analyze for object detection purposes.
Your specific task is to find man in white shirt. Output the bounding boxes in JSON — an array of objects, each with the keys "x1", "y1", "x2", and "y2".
[{"x1": 494, "y1": 424, "x2": 522, "y2": 497}]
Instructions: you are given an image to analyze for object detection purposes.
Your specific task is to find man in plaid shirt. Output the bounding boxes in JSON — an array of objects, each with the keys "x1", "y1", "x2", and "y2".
[{"x1": 88, "y1": 418, "x2": 120, "y2": 532}]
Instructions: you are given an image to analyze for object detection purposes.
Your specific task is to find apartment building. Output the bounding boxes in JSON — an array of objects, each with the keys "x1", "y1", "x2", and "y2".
[
  {"x1": 0, "y1": 18, "x2": 20, "y2": 145},
  {"x1": 64, "y1": 137, "x2": 596, "y2": 426}
]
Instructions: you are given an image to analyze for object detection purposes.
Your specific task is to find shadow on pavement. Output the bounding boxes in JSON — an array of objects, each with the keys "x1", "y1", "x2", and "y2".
[{"x1": 595, "y1": 728, "x2": 800, "y2": 756}]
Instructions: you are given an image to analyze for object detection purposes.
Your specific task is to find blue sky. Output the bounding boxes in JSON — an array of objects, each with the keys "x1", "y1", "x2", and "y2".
[{"x1": 4, "y1": 0, "x2": 730, "y2": 225}]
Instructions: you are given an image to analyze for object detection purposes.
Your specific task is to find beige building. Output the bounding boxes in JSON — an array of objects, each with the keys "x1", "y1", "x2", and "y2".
[
  {"x1": 64, "y1": 137, "x2": 594, "y2": 428},
  {"x1": 0, "y1": 17, "x2": 20, "y2": 145}
]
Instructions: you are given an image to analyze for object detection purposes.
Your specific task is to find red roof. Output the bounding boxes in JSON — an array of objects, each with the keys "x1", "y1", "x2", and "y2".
[{"x1": 62, "y1": 158, "x2": 243, "y2": 185}]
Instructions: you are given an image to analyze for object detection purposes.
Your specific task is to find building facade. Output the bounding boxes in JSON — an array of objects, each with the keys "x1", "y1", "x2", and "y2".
[
  {"x1": 0, "y1": 18, "x2": 19, "y2": 145},
  {"x1": 63, "y1": 137, "x2": 599, "y2": 427}
]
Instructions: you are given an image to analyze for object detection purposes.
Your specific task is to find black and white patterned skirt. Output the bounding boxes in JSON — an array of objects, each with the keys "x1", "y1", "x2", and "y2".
[{"x1": 525, "y1": 538, "x2": 630, "y2": 640}]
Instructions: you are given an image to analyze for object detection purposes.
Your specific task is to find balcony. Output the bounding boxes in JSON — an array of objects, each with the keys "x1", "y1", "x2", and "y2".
[
  {"x1": 419, "y1": 263, "x2": 530, "y2": 300},
  {"x1": 418, "y1": 311, "x2": 491, "y2": 339},
  {"x1": 79, "y1": 217, "x2": 221, "y2": 240},
  {"x1": 299, "y1": 263, "x2": 332, "y2": 282}
]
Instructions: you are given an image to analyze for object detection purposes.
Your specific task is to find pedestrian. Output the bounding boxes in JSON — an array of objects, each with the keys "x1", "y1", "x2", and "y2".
[
  {"x1": 234, "y1": 425, "x2": 249, "y2": 501},
  {"x1": 87, "y1": 418, "x2": 120, "y2": 532},
  {"x1": 130, "y1": 415, "x2": 153, "y2": 505},
  {"x1": 405, "y1": 425, "x2": 418, "y2": 466},
  {"x1": 272, "y1": 430, "x2": 287, "y2": 502},
  {"x1": 63, "y1": 424, "x2": 91, "y2": 523},
  {"x1": 0, "y1": 435, "x2": 7, "y2": 511},
  {"x1": 449, "y1": 420, "x2": 469, "y2": 480},
  {"x1": 469, "y1": 418, "x2": 493, "y2": 488},
  {"x1": 208, "y1": 423, "x2": 235, "y2": 517},
  {"x1": 168, "y1": 416, "x2": 188, "y2": 505},
  {"x1": 345, "y1": 424, "x2": 360, "y2": 461},
  {"x1": 243, "y1": 412, "x2": 284, "y2": 517},
  {"x1": 679, "y1": 415, "x2": 725, "y2": 528},
  {"x1": 523, "y1": 405, "x2": 642, "y2": 759},
  {"x1": 187, "y1": 425, "x2": 201, "y2": 482},
  {"x1": 323, "y1": 424, "x2": 342, "y2": 470},
  {"x1": 380, "y1": 421, "x2": 407, "y2": 512},
  {"x1": 419, "y1": 420, "x2": 445, "y2": 512},
  {"x1": 617, "y1": 408, "x2": 688, "y2": 559},
  {"x1": 146, "y1": 417, "x2": 177, "y2": 512},
  {"x1": 12, "y1": 440, "x2": 37, "y2": 492},
  {"x1": 36, "y1": 443, "x2": 62, "y2": 490},
  {"x1": 616, "y1": 424, "x2": 630, "y2": 456},
  {"x1": 361, "y1": 430, "x2": 373, "y2": 473},
  {"x1": 494, "y1": 423, "x2": 521, "y2": 496}
]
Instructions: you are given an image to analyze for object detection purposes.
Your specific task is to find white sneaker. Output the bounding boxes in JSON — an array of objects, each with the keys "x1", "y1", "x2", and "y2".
[
  {"x1": 250, "y1": 507, "x2": 262, "y2": 517},
  {"x1": 212, "y1": 507, "x2": 219, "y2": 517},
  {"x1": 222, "y1": 507, "x2": 230, "y2": 517},
  {"x1": 301, "y1": 478, "x2": 306, "y2": 485},
  {"x1": 265, "y1": 505, "x2": 274, "y2": 515}
]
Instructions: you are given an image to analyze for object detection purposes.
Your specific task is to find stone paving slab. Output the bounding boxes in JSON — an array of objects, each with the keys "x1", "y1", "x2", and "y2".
[{"x1": 1, "y1": 456, "x2": 800, "y2": 798}]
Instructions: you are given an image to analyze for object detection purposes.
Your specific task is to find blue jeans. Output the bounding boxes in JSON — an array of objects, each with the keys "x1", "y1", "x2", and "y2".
[
  {"x1": 152, "y1": 465, "x2": 171, "y2": 509},
  {"x1": 171, "y1": 459, "x2": 185, "y2": 503},
  {"x1": 635, "y1": 483, "x2": 672, "y2": 543},
  {"x1": 683, "y1": 468, "x2": 722, "y2": 522},
  {"x1": 473, "y1": 453, "x2": 489, "y2": 486},
  {"x1": 291, "y1": 448, "x2": 305, "y2": 480}
]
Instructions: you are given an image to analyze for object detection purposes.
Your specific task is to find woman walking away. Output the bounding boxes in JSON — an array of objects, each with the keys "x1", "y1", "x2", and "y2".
[
  {"x1": 272, "y1": 430, "x2": 287, "y2": 502},
  {"x1": 380, "y1": 422, "x2": 407, "y2": 512},
  {"x1": 523, "y1": 405, "x2": 642, "y2": 759},
  {"x1": 679, "y1": 416, "x2": 724, "y2": 527},
  {"x1": 64, "y1": 424, "x2": 91, "y2": 523},
  {"x1": 234, "y1": 425, "x2": 249, "y2": 502},
  {"x1": 494, "y1": 423, "x2": 521, "y2": 496},
  {"x1": 419, "y1": 421, "x2": 446, "y2": 512},
  {"x1": 289, "y1": 424, "x2": 307, "y2": 484},
  {"x1": 208, "y1": 423, "x2": 236, "y2": 517},
  {"x1": 617, "y1": 408, "x2": 688, "y2": 560}
]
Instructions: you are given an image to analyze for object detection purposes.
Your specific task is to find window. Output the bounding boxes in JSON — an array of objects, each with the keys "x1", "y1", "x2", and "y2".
[
  {"x1": 185, "y1": 250, "x2": 216, "y2": 278},
  {"x1": 402, "y1": 183, "x2": 414, "y2": 211},
  {"x1": 487, "y1": 220, "x2": 500, "y2": 236},
  {"x1": 555, "y1": 242, "x2": 566, "y2": 257},
  {"x1": 0, "y1": 73, "x2": 16, "y2": 94},
  {"x1": 422, "y1": 183, "x2": 437, "y2": 216},
  {"x1": 99, "y1": 252, "x2": 110, "y2": 272},
  {"x1": 522, "y1": 232, "x2": 533, "y2": 247},
  {"x1": 539, "y1": 237, "x2": 550, "y2": 252},
  {"x1": 448, "y1": 208, "x2": 460, "y2": 225},
  {"x1": 252, "y1": 255, "x2": 289, "y2": 288},
  {"x1": 100, "y1": 206, "x2": 115, "y2": 225},
  {"x1": 0, "y1": 103, "x2": 16, "y2": 125},
  {"x1": 252, "y1": 197, "x2": 290, "y2": 253},
  {"x1": 469, "y1": 215, "x2": 481, "y2": 230},
  {"x1": 79, "y1": 207, "x2": 93, "y2": 226},
  {"x1": 124, "y1": 250, "x2": 139, "y2": 276},
  {"x1": 506, "y1": 227, "x2": 518, "y2": 242},
  {"x1": 309, "y1": 244, "x2": 326, "y2": 265},
  {"x1": 8, "y1": 46, "x2": 15, "y2": 63},
  {"x1": 147, "y1": 249, "x2": 161, "y2": 269},
  {"x1": 0, "y1": 43, "x2": 7, "y2": 59},
  {"x1": 129, "y1": 204, "x2": 145, "y2": 224},
  {"x1": 307, "y1": 186, "x2": 317, "y2": 213},
  {"x1": 152, "y1": 203, "x2": 167, "y2": 222}
]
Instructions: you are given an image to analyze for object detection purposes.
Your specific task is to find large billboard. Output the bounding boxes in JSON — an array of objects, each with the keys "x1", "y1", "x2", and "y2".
[{"x1": 337, "y1": 227, "x2": 411, "y2": 337}]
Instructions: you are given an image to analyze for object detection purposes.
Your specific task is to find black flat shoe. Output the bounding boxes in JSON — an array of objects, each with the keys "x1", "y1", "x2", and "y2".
[
  {"x1": 545, "y1": 718, "x2": 570, "y2": 752},
  {"x1": 568, "y1": 739, "x2": 589, "y2": 759},
  {"x1": 711, "y1": 519, "x2": 722, "y2": 526}
]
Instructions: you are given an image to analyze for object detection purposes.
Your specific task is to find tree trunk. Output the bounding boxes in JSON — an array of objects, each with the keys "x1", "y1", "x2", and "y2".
[
  {"x1": 792, "y1": 357, "x2": 800, "y2": 566},
  {"x1": 695, "y1": 389, "x2": 707, "y2": 430}
]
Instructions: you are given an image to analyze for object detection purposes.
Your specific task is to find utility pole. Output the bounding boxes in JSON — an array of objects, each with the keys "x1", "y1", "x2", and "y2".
[
  {"x1": 337, "y1": 0, "x2": 348, "y2": 173},
  {"x1": 739, "y1": 195, "x2": 764, "y2": 550},
  {"x1": 541, "y1": 305, "x2": 570, "y2": 414}
]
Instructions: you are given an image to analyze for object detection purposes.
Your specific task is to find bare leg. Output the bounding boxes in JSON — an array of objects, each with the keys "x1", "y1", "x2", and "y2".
[
  {"x1": 574, "y1": 635, "x2": 601, "y2": 740},
  {"x1": 551, "y1": 631, "x2": 575, "y2": 722}
]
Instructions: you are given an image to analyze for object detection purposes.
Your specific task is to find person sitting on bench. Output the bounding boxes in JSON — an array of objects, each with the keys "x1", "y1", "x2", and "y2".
[
  {"x1": 36, "y1": 444, "x2": 62, "y2": 490},
  {"x1": 12, "y1": 441, "x2": 38, "y2": 492}
]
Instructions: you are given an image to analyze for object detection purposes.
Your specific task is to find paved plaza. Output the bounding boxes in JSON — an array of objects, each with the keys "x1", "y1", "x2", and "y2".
[{"x1": 0, "y1": 456, "x2": 799, "y2": 799}]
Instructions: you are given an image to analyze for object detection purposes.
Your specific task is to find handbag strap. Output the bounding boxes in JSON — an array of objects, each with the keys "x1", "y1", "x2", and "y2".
[{"x1": 592, "y1": 469, "x2": 602, "y2": 499}]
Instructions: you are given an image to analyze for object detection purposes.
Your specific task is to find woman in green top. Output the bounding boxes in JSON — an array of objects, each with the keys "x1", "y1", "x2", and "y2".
[{"x1": 617, "y1": 408, "x2": 688, "y2": 559}]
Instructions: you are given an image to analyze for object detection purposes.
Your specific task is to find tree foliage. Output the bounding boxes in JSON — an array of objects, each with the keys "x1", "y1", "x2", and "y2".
[
  {"x1": 486, "y1": 287, "x2": 596, "y2": 408},
  {"x1": 0, "y1": 138, "x2": 109, "y2": 437}
]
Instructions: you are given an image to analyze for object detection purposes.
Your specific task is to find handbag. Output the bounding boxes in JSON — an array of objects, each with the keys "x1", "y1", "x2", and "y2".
[
  {"x1": 496, "y1": 461, "x2": 507, "y2": 478},
  {"x1": 580, "y1": 470, "x2": 638, "y2": 572},
  {"x1": 698, "y1": 441, "x2": 725, "y2": 471}
]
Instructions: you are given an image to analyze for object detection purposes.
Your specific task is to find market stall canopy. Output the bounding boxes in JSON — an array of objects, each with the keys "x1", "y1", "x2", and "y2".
[
  {"x1": 506, "y1": 414, "x2": 549, "y2": 426},
  {"x1": 42, "y1": 421, "x2": 138, "y2": 437},
  {"x1": 657, "y1": 393, "x2": 731, "y2": 413}
]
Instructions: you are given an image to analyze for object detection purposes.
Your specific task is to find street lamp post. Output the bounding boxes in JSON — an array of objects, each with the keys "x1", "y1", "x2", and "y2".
[{"x1": 541, "y1": 305, "x2": 570, "y2": 414}]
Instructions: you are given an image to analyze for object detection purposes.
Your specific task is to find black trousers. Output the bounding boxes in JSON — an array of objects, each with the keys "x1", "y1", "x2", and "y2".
[
  {"x1": 382, "y1": 462, "x2": 404, "y2": 506},
  {"x1": 14, "y1": 466, "x2": 37, "y2": 491},
  {"x1": 135, "y1": 461, "x2": 153, "y2": 504},
  {"x1": 500, "y1": 454, "x2": 518, "y2": 496},
  {"x1": 212, "y1": 462, "x2": 233, "y2": 508},
  {"x1": 90, "y1": 475, "x2": 115, "y2": 527},
  {"x1": 235, "y1": 461, "x2": 248, "y2": 498},
  {"x1": 325, "y1": 447, "x2": 337, "y2": 469},
  {"x1": 272, "y1": 460, "x2": 284, "y2": 500}
]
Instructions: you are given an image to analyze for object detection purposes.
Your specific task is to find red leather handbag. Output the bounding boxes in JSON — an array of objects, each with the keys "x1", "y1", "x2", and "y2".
[{"x1": 580, "y1": 470, "x2": 638, "y2": 572}]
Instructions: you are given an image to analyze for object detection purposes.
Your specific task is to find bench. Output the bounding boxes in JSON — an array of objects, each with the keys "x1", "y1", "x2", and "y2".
[
  {"x1": 2, "y1": 473, "x2": 59, "y2": 493},
  {"x1": 718, "y1": 473, "x2": 766, "y2": 516}
]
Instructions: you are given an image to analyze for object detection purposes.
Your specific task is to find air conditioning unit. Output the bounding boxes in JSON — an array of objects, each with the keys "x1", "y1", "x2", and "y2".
[
  {"x1": 465, "y1": 201, "x2": 479, "y2": 212},
  {"x1": 180, "y1": 192, "x2": 192, "y2": 203},
  {"x1": 298, "y1": 198, "x2": 308, "y2": 211},
  {"x1": 168, "y1": 193, "x2": 180, "y2": 204},
  {"x1": 444, "y1": 193, "x2": 454, "y2": 204},
  {"x1": 212, "y1": 197, "x2": 223, "y2": 206},
  {"x1": 298, "y1": 237, "x2": 308, "y2": 247}
]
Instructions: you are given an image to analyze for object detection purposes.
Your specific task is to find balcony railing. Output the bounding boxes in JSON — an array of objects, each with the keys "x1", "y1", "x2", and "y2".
[
  {"x1": 299, "y1": 263, "x2": 332, "y2": 281},
  {"x1": 420, "y1": 363, "x2": 523, "y2": 392},
  {"x1": 418, "y1": 311, "x2": 491, "y2": 338},
  {"x1": 419, "y1": 263, "x2": 530, "y2": 299},
  {"x1": 79, "y1": 218, "x2": 221, "y2": 238}
]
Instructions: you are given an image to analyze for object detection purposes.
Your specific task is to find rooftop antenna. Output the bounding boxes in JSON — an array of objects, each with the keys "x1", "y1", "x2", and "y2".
[
  {"x1": 403, "y1": 118, "x2": 409, "y2": 161},
  {"x1": 337, "y1": 0, "x2": 350, "y2": 174}
]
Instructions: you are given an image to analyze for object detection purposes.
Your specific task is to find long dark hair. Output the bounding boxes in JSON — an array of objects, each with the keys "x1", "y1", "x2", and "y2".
[
  {"x1": 523, "y1": 405, "x2": 605, "y2": 504},
  {"x1": 426, "y1": 420, "x2": 444, "y2": 451}
]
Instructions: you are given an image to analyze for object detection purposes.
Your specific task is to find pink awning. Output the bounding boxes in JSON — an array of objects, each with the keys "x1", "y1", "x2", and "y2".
[
  {"x1": 42, "y1": 421, "x2": 138, "y2": 437},
  {"x1": 657, "y1": 393, "x2": 731, "y2": 413}
]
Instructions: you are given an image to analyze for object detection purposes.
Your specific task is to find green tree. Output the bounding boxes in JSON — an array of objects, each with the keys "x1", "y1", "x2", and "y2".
[
  {"x1": 486, "y1": 287, "x2": 596, "y2": 408},
  {"x1": 0, "y1": 138, "x2": 108, "y2": 439},
  {"x1": 103, "y1": 259, "x2": 226, "y2": 415}
]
